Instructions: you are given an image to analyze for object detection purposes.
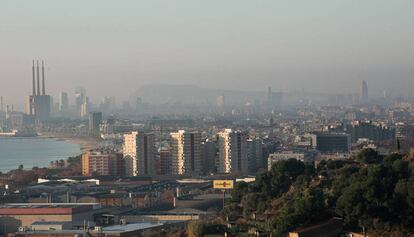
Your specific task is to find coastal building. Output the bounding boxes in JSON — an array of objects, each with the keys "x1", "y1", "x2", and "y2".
[
  {"x1": 25, "y1": 60, "x2": 51, "y2": 123},
  {"x1": 123, "y1": 131, "x2": 155, "y2": 176},
  {"x1": 217, "y1": 129, "x2": 248, "y2": 174},
  {"x1": 88, "y1": 111, "x2": 102, "y2": 135},
  {"x1": 82, "y1": 150, "x2": 124, "y2": 176},
  {"x1": 170, "y1": 130, "x2": 201, "y2": 175}
]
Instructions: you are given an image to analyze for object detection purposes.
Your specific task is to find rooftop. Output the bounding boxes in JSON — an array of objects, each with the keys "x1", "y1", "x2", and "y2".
[
  {"x1": 0, "y1": 203, "x2": 100, "y2": 215},
  {"x1": 103, "y1": 222, "x2": 163, "y2": 232}
]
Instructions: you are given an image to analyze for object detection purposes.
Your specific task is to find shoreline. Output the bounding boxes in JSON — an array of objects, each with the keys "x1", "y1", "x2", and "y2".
[{"x1": 38, "y1": 133, "x2": 100, "y2": 151}]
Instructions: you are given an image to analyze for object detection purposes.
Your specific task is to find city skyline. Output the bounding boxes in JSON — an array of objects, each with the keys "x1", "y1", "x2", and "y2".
[
  {"x1": 1, "y1": 0, "x2": 414, "y2": 108},
  {"x1": 1, "y1": 1, "x2": 414, "y2": 236}
]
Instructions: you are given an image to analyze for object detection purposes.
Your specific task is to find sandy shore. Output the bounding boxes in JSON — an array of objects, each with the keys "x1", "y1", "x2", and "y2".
[{"x1": 39, "y1": 132, "x2": 100, "y2": 151}]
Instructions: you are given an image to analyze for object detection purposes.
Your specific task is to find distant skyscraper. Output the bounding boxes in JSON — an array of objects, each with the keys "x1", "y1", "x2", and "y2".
[
  {"x1": 100, "y1": 96, "x2": 116, "y2": 112},
  {"x1": 75, "y1": 87, "x2": 86, "y2": 117},
  {"x1": 266, "y1": 86, "x2": 283, "y2": 108},
  {"x1": 217, "y1": 129, "x2": 248, "y2": 174},
  {"x1": 360, "y1": 80, "x2": 368, "y2": 103},
  {"x1": 170, "y1": 130, "x2": 201, "y2": 175},
  {"x1": 216, "y1": 95, "x2": 225, "y2": 107},
  {"x1": 80, "y1": 97, "x2": 89, "y2": 118},
  {"x1": 58, "y1": 92, "x2": 69, "y2": 112},
  {"x1": 123, "y1": 131, "x2": 155, "y2": 176},
  {"x1": 88, "y1": 112, "x2": 102, "y2": 134},
  {"x1": 383, "y1": 90, "x2": 387, "y2": 99},
  {"x1": 267, "y1": 87, "x2": 272, "y2": 103}
]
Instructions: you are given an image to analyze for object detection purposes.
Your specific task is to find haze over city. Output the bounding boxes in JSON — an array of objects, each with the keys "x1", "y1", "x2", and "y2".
[
  {"x1": 1, "y1": 0, "x2": 414, "y2": 109},
  {"x1": 2, "y1": 1, "x2": 414, "y2": 236}
]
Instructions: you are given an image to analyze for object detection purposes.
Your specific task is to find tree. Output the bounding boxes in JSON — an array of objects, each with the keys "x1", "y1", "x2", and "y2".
[
  {"x1": 187, "y1": 221, "x2": 204, "y2": 237},
  {"x1": 336, "y1": 184, "x2": 367, "y2": 227},
  {"x1": 269, "y1": 188, "x2": 327, "y2": 236},
  {"x1": 232, "y1": 181, "x2": 248, "y2": 203},
  {"x1": 241, "y1": 192, "x2": 260, "y2": 218},
  {"x1": 357, "y1": 148, "x2": 380, "y2": 164}
]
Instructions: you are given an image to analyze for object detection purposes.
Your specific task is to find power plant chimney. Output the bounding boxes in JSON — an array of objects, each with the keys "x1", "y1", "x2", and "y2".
[
  {"x1": 36, "y1": 60, "x2": 40, "y2": 95},
  {"x1": 42, "y1": 60, "x2": 46, "y2": 95},
  {"x1": 32, "y1": 60, "x2": 36, "y2": 96}
]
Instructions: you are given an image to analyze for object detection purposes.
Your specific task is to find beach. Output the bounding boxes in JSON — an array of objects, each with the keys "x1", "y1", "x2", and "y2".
[{"x1": 39, "y1": 132, "x2": 100, "y2": 151}]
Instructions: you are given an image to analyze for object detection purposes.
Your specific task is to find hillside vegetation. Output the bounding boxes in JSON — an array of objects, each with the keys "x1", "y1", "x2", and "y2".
[{"x1": 224, "y1": 149, "x2": 414, "y2": 236}]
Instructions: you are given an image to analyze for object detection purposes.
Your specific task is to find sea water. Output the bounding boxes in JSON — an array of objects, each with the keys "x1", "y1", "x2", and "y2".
[{"x1": 0, "y1": 137, "x2": 81, "y2": 173}]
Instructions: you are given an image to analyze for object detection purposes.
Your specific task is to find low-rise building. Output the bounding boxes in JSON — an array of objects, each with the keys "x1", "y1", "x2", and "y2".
[
  {"x1": 268, "y1": 150, "x2": 318, "y2": 170},
  {"x1": 82, "y1": 150, "x2": 124, "y2": 177},
  {"x1": 12, "y1": 221, "x2": 186, "y2": 237},
  {"x1": 0, "y1": 203, "x2": 100, "y2": 233}
]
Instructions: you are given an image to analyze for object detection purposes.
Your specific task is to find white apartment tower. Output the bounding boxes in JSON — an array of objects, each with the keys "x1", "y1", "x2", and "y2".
[
  {"x1": 123, "y1": 131, "x2": 154, "y2": 176},
  {"x1": 218, "y1": 129, "x2": 248, "y2": 174},
  {"x1": 170, "y1": 130, "x2": 201, "y2": 175}
]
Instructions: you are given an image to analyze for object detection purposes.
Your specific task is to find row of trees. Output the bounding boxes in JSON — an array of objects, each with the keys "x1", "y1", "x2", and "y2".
[{"x1": 4, "y1": 155, "x2": 82, "y2": 187}]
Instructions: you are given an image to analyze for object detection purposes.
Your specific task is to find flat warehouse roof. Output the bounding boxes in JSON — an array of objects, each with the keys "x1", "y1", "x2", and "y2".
[{"x1": 0, "y1": 203, "x2": 97, "y2": 215}]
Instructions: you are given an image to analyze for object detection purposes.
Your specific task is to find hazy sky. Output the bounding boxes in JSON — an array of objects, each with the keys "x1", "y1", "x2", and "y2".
[{"x1": 1, "y1": 0, "x2": 413, "y2": 109}]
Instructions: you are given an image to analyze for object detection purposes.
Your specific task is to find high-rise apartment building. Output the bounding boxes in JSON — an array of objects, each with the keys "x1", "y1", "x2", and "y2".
[
  {"x1": 159, "y1": 145, "x2": 172, "y2": 176},
  {"x1": 217, "y1": 129, "x2": 248, "y2": 174},
  {"x1": 88, "y1": 112, "x2": 102, "y2": 134},
  {"x1": 201, "y1": 140, "x2": 217, "y2": 174},
  {"x1": 247, "y1": 138, "x2": 263, "y2": 172},
  {"x1": 170, "y1": 130, "x2": 201, "y2": 175},
  {"x1": 123, "y1": 131, "x2": 154, "y2": 176},
  {"x1": 82, "y1": 150, "x2": 124, "y2": 177}
]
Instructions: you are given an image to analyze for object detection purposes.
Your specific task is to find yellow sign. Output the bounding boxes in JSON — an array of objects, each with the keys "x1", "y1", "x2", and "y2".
[{"x1": 213, "y1": 180, "x2": 234, "y2": 189}]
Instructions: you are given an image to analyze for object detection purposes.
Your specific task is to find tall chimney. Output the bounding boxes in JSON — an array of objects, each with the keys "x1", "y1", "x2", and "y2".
[
  {"x1": 36, "y1": 60, "x2": 40, "y2": 95},
  {"x1": 42, "y1": 60, "x2": 46, "y2": 95},
  {"x1": 0, "y1": 96, "x2": 3, "y2": 113},
  {"x1": 32, "y1": 60, "x2": 36, "y2": 96}
]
